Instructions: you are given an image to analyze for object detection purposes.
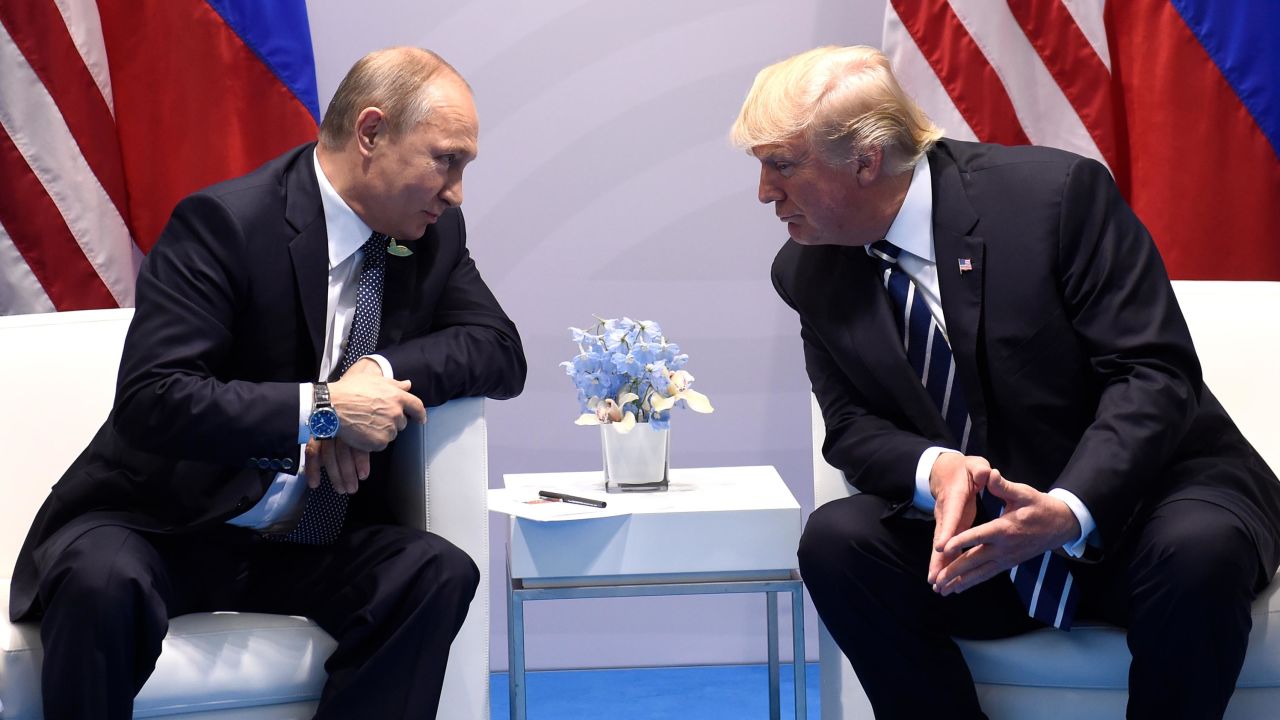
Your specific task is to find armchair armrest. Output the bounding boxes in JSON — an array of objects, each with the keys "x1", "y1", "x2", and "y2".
[{"x1": 389, "y1": 396, "x2": 489, "y2": 720}]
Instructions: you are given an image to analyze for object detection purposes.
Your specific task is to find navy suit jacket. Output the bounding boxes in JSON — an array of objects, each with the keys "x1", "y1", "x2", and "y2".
[
  {"x1": 773, "y1": 138, "x2": 1280, "y2": 567},
  {"x1": 11, "y1": 143, "x2": 526, "y2": 621}
]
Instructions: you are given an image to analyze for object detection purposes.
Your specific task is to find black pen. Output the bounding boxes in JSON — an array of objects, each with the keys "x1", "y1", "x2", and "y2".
[{"x1": 538, "y1": 490, "x2": 607, "y2": 508}]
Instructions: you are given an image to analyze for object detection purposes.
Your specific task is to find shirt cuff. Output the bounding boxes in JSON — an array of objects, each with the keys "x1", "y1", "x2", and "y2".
[
  {"x1": 1047, "y1": 488, "x2": 1096, "y2": 557},
  {"x1": 368, "y1": 354, "x2": 394, "y2": 378},
  {"x1": 298, "y1": 382, "x2": 312, "y2": 444},
  {"x1": 912, "y1": 447, "x2": 959, "y2": 513}
]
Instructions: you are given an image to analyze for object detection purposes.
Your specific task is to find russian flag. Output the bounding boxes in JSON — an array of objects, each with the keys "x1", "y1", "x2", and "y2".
[
  {"x1": 0, "y1": 0, "x2": 319, "y2": 314},
  {"x1": 884, "y1": 0, "x2": 1280, "y2": 280}
]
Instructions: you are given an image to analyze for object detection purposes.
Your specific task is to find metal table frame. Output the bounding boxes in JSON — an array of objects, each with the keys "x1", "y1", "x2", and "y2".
[{"x1": 506, "y1": 558, "x2": 806, "y2": 720}]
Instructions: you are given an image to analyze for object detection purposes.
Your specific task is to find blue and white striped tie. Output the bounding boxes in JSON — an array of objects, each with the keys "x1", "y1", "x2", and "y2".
[{"x1": 870, "y1": 240, "x2": 1079, "y2": 629}]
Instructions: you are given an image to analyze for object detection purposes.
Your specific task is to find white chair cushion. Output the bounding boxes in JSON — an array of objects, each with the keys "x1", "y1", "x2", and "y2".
[
  {"x1": 0, "y1": 584, "x2": 334, "y2": 720},
  {"x1": 959, "y1": 571, "x2": 1280, "y2": 689}
]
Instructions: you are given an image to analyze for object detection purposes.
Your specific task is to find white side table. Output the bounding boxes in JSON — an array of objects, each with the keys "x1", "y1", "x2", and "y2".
[{"x1": 498, "y1": 466, "x2": 806, "y2": 720}]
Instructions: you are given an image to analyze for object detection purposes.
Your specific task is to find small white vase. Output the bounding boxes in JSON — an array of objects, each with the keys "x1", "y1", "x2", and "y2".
[{"x1": 600, "y1": 423, "x2": 670, "y2": 490}]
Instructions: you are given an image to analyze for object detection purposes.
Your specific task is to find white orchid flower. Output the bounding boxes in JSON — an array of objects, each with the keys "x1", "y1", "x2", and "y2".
[
  {"x1": 649, "y1": 370, "x2": 714, "y2": 414},
  {"x1": 575, "y1": 393, "x2": 641, "y2": 432}
]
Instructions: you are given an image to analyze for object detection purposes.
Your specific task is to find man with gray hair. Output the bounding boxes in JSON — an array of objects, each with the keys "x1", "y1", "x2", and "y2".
[
  {"x1": 733, "y1": 45, "x2": 1280, "y2": 719},
  {"x1": 11, "y1": 47, "x2": 526, "y2": 718}
]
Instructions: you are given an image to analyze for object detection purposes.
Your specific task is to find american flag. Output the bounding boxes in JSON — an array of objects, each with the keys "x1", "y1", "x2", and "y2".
[
  {"x1": 0, "y1": 0, "x2": 319, "y2": 315},
  {"x1": 882, "y1": 0, "x2": 1280, "y2": 281}
]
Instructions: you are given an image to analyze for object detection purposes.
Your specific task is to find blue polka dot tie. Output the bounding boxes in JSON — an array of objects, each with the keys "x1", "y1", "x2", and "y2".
[
  {"x1": 281, "y1": 232, "x2": 389, "y2": 545},
  {"x1": 870, "y1": 240, "x2": 1079, "y2": 629}
]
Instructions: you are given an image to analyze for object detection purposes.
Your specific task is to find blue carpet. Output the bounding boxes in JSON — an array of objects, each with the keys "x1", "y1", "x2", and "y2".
[{"x1": 491, "y1": 663, "x2": 820, "y2": 719}]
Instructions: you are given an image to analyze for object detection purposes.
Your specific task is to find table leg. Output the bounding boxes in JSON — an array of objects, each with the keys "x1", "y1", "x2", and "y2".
[
  {"x1": 508, "y1": 575, "x2": 527, "y2": 720},
  {"x1": 768, "y1": 590, "x2": 781, "y2": 720},
  {"x1": 791, "y1": 583, "x2": 807, "y2": 720}
]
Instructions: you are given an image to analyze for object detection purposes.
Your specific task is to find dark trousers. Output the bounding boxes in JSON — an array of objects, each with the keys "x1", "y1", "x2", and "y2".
[
  {"x1": 36, "y1": 522, "x2": 479, "y2": 719},
  {"x1": 800, "y1": 493, "x2": 1270, "y2": 720}
]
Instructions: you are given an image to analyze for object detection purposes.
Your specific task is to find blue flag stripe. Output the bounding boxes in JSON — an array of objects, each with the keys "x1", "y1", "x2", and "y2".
[
  {"x1": 202, "y1": 0, "x2": 321, "y2": 122},
  {"x1": 1170, "y1": 0, "x2": 1280, "y2": 158}
]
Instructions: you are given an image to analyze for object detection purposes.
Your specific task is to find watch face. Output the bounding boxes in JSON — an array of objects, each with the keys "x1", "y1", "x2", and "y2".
[{"x1": 309, "y1": 407, "x2": 340, "y2": 439}]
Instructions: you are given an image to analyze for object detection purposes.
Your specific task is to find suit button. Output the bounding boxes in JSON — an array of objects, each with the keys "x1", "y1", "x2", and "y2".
[
  {"x1": 257, "y1": 458, "x2": 271, "y2": 470},
  {"x1": 247, "y1": 457, "x2": 259, "y2": 469},
  {"x1": 281, "y1": 457, "x2": 295, "y2": 471},
  {"x1": 270, "y1": 459, "x2": 283, "y2": 470}
]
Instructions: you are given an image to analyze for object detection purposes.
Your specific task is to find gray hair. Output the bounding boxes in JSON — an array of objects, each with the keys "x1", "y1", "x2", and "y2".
[
  {"x1": 318, "y1": 47, "x2": 469, "y2": 148},
  {"x1": 731, "y1": 45, "x2": 941, "y2": 174}
]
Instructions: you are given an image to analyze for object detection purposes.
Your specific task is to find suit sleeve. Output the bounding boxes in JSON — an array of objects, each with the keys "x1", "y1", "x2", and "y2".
[
  {"x1": 1050, "y1": 157, "x2": 1203, "y2": 549},
  {"x1": 773, "y1": 252, "x2": 930, "y2": 508},
  {"x1": 377, "y1": 211, "x2": 527, "y2": 406},
  {"x1": 112, "y1": 193, "x2": 300, "y2": 465}
]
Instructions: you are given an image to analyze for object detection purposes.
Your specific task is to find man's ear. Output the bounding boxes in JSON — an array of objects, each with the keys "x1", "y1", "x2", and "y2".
[
  {"x1": 853, "y1": 146, "x2": 884, "y2": 186},
  {"x1": 355, "y1": 107, "x2": 387, "y2": 157}
]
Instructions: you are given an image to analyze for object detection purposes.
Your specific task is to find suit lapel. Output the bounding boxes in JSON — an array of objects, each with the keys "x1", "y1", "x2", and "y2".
[
  {"x1": 284, "y1": 146, "x2": 329, "y2": 375},
  {"x1": 929, "y1": 144, "x2": 989, "y2": 451}
]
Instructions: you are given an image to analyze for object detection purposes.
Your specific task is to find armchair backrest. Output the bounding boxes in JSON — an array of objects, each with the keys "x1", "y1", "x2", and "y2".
[{"x1": 0, "y1": 308, "x2": 133, "y2": 577}]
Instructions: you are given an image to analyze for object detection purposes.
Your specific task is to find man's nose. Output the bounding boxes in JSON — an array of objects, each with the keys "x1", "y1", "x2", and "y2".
[
  {"x1": 758, "y1": 167, "x2": 782, "y2": 204},
  {"x1": 441, "y1": 178, "x2": 464, "y2": 207}
]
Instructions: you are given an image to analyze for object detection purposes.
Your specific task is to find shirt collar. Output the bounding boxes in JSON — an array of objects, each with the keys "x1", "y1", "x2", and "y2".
[
  {"x1": 313, "y1": 148, "x2": 372, "y2": 269},
  {"x1": 882, "y1": 157, "x2": 934, "y2": 263}
]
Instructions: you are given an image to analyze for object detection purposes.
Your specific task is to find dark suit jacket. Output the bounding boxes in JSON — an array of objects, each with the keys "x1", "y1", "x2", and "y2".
[
  {"x1": 11, "y1": 143, "x2": 527, "y2": 621},
  {"x1": 773, "y1": 138, "x2": 1280, "y2": 569}
]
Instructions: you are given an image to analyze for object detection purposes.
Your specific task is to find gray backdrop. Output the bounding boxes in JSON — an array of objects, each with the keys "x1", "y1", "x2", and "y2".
[{"x1": 306, "y1": 0, "x2": 887, "y2": 671}]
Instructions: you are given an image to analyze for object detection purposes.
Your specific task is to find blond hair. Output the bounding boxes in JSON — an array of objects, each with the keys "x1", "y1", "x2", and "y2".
[
  {"x1": 318, "y1": 47, "x2": 468, "y2": 148},
  {"x1": 730, "y1": 45, "x2": 941, "y2": 173}
]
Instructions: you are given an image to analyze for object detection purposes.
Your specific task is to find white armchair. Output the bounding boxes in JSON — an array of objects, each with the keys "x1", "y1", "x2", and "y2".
[
  {"x1": 0, "y1": 309, "x2": 490, "y2": 720},
  {"x1": 812, "y1": 281, "x2": 1280, "y2": 719}
]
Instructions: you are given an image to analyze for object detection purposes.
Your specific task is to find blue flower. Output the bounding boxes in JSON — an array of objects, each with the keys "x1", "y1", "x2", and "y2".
[{"x1": 564, "y1": 316, "x2": 713, "y2": 431}]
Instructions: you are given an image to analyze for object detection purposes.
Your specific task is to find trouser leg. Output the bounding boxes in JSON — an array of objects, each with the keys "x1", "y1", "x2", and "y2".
[
  {"x1": 798, "y1": 494, "x2": 1037, "y2": 719},
  {"x1": 246, "y1": 524, "x2": 480, "y2": 719},
  {"x1": 37, "y1": 526, "x2": 173, "y2": 720},
  {"x1": 1077, "y1": 499, "x2": 1268, "y2": 720}
]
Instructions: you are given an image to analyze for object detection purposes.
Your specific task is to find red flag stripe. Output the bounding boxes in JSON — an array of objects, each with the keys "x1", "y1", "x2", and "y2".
[
  {"x1": 0, "y1": 220, "x2": 56, "y2": 313},
  {"x1": 890, "y1": 0, "x2": 1032, "y2": 146},
  {"x1": 98, "y1": 0, "x2": 319, "y2": 252},
  {"x1": 1007, "y1": 0, "x2": 1126, "y2": 191},
  {"x1": 0, "y1": 126, "x2": 116, "y2": 310},
  {"x1": 1107, "y1": 0, "x2": 1280, "y2": 280},
  {"x1": 0, "y1": 1, "x2": 131, "y2": 231}
]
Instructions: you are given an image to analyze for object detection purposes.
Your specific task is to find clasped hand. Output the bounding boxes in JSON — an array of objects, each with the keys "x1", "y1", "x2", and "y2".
[
  {"x1": 303, "y1": 358, "x2": 427, "y2": 494},
  {"x1": 927, "y1": 453, "x2": 1080, "y2": 596}
]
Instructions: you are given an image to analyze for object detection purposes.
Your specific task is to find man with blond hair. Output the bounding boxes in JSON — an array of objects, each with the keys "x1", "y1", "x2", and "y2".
[
  {"x1": 733, "y1": 45, "x2": 1280, "y2": 719},
  {"x1": 11, "y1": 47, "x2": 526, "y2": 718}
]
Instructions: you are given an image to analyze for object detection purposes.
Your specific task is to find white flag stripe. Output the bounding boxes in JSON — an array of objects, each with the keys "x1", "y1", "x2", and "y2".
[
  {"x1": 0, "y1": 220, "x2": 56, "y2": 315},
  {"x1": 0, "y1": 20, "x2": 137, "y2": 307},
  {"x1": 882, "y1": 5, "x2": 978, "y2": 142},
  {"x1": 947, "y1": 0, "x2": 1108, "y2": 169},
  {"x1": 51, "y1": 0, "x2": 115, "y2": 117},
  {"x1": 1060, "y1": 0, "x2": 1111, "y2": 72}
]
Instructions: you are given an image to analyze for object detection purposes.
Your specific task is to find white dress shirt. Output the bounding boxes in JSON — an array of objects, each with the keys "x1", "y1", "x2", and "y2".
[
  {"x1": 228, "y1": 148, "x2": 393, "y2": 531},
  {"x1": 875, "y1": 158, "x2": 1095, "y2": 556}
]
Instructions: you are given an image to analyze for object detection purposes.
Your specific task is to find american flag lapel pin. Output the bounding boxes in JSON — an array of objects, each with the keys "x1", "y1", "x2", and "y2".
[{"x1": 958, "y1": 258, "x2": 973, "y2": 274}]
